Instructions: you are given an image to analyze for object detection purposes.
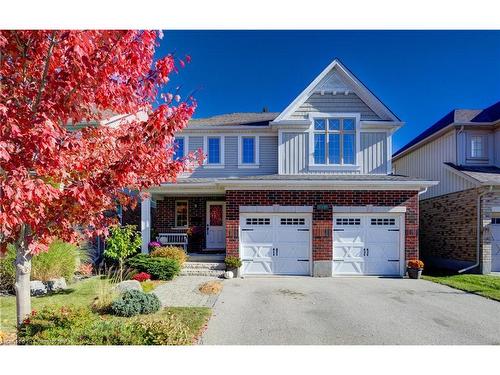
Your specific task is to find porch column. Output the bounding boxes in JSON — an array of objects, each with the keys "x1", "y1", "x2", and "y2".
[{"x1": 141, "y1": 197, "x2": 151, "y2": 254}]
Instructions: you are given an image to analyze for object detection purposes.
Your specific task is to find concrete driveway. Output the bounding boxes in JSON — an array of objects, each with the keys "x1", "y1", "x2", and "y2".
[{"x1": 201, "y1": 277, "x2": 500, "y2": 345}]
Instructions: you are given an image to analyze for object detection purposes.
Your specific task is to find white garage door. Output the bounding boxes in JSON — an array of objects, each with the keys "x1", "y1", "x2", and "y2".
[
  {"x1": 492, "y1": 217, "x2": 500, "y2": 272},
  {"x1": 333, "y1": 214, "x2": 403, "y2": 276},
  {"x1": 240, "y1": 214, "x2": 311, "y2": 275}
]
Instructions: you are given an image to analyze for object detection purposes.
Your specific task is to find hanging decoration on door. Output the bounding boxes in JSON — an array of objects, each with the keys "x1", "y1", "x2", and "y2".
[{"x1": 210, "y1": 205, "x2": 223, "y2": 226}]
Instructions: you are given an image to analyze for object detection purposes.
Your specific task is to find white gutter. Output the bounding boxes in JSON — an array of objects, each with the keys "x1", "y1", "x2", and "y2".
[{"x1": 458, "y1": 185, "x2": 493, "y2": 274}]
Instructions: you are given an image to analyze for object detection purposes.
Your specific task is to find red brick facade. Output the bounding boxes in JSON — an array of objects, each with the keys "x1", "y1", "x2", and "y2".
[
  {"x1": 153, "y1": 196, "x2": 225, "y2": 251},
  {"x1": 225, "y1": 190, "x2": 420, "y2": 262},
  {"x1": 125, "y1": 190, "x2": 420, "y2": 263}
]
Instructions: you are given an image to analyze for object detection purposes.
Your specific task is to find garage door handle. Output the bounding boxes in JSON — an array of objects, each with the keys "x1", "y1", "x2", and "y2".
[
  {"x1": 388, "y1": 229, "x2": 399, "y2": 232},
  {"x1": 241, "y1": 229, "x2": 254, "y2": 232},
  {"x1": 333, "y1": 229, "x2": 344, "y2": 232},
  {"x1": 388, "y1": 259, "x2": 399, "y2": 262},
  {"x1": 297, "y1": 259, "x2": 309, "y2": 262},
  {"x1": 297, "y1": 229, "x2": 309, "y2": 232}
]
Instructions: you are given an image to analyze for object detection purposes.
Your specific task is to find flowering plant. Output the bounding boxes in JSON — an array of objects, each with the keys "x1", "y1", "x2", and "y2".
[
  {"x1": 133, "y1": 272, "x2": 151, "y2": 282},
  {"x1": 78, "y1": 263, "x2": 93, "y2": 276},
  {"x1": 148, "y1": 241, "x2": 161, "y2": 248},
  {"x1": 407, "y1": 259, "x2": 424, "y2": 269}
]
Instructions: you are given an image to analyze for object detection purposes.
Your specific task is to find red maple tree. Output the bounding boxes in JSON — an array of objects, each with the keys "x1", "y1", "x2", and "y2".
[{"x1": 0, "y1": 30, "x2": 198, "y2": 325}]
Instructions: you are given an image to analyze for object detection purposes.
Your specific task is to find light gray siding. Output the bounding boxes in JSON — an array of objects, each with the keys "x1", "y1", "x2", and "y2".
[
  {"x1": 290, "y1": 93, "x2": 381, "y2": 121},
  {"x1": 279, "y1": 131, "x2": 388, "y2": 175},
  {"x1": 280, "y1": 132, "x2": 308, "y2": 174},
  {"x1": 361, "y1": 132, "x2": 387, "y2": 174},
  {"x1": 188, "y1": 135, "x2": 278, "y2": 178},
  {"x1": 393, "y1": 130, "x2": 475, "y2": 199}
]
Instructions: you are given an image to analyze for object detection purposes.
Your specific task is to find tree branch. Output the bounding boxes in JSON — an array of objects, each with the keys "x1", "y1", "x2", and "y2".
[{"x1": 31, "y1": 31, "x2": 57, "y2": 116}]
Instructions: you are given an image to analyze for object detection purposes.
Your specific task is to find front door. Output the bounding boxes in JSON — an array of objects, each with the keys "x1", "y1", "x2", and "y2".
[{"x1": 206, "y1": 202, "x2": 226, "y2": 249}]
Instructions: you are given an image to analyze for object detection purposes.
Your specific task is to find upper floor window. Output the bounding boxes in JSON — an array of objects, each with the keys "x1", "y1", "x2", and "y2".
[
  {"x1": 173, "y1": 137, "x2": 185, "y2": 160},
  {"x1": 238, "y1": 136, "x2": 260, "y2": 167},
  {"x1": 205, "y1": 136, "x2": 224, "y2": 167},
  {"x1": 470, "y1": 135, "x2": 486, "y2": 159},
  {"x1": 312, "y1": 117, "x2": 356, "y2": 165}
]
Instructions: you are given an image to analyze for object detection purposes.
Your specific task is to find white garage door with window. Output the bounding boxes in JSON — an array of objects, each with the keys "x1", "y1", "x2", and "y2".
[
  {"x1": 333, "y1": 213, "x2": 404, "y2": 276},
  {"x1": 240, "y1": 213, "x2": 311, "y2": 275}
]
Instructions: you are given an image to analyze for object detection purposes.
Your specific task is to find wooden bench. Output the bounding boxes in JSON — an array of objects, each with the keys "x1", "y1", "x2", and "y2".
[{"x1": 156, "y1": 233, "x2": 188, "y2": 252}]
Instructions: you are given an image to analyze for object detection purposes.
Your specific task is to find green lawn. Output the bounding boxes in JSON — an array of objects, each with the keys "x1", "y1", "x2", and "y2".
[
  {"x1": 0, "y1": 277, "x2": 211, "y2": 344},
  {"x1": 422, "y1": 274, "x2": 500, "y2": 302}
]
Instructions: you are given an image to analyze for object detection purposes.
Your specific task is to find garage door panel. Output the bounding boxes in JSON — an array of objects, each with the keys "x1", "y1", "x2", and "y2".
[
  {"x1": 276, "y1": 243, "x2": 309, "y2": 258},
  {"x1": 242, "y1": 260, "x2": 272, "y2": 275},
  {"x1": 241, "y1": 244, "x2": 273, "y2": 259},
  {"x1": 333, "y1": 244, "x2": 364, "y2": 259},
  {"x1": 240, "y1": 230, "x2": 273, "y2": 244},
  {"x1": 333, "y1": 260, "x2": 364, "y2": 275}
]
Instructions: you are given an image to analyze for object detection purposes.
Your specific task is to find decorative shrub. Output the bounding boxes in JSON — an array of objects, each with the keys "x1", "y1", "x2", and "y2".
[
  {"x1": 150, "y1": 246, "x2": 187, "y2": 265},
  {"x1": 110, "y1": 289, "x2": 161, "y2": 317},
  {"x1": 133, "y1": 272, "x2": 151, "y2": 282},
  {"x1": 407, "y1": 259, "x2": 424, "y2": 269},
  {"x1": 224, "y1": 256, "x2": 242, "y2": 269},
  {"x1": 1, "y1": 241, "x2": 83, "y2": 293},
  {"x1": 127, "y1": 254, "x2": 180, "y2": 280},
  {"x1": 32, "y1": 240, "x2": 83, "y2": 282}
]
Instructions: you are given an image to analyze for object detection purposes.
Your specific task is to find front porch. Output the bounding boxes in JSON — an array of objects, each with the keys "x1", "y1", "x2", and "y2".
[{"x1": 141, "y1": 194, "x2": 227, "y2": 254}]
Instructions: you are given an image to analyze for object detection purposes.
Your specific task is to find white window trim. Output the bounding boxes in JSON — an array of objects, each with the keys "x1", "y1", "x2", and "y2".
[
  {"x1": 174, "y1": 200, "x2": 189, "y2": 228},
  {"x1": 203, "y1": 135, "x2": 225, "y2": 168},
  {"x1": 238, "y1": 135, "x2": 260, "y2": 168},
  {"x1": 173, "y1": 136, "x2": 188, "y2": 160},
  {"x1": 307, "y1": 112, "x2": 362, "y2": 172}
]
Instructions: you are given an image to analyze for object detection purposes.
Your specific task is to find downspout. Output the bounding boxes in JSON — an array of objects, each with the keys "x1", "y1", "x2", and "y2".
[{"x1": 458, "y1": 185, "x2": 492, "y2": 274}]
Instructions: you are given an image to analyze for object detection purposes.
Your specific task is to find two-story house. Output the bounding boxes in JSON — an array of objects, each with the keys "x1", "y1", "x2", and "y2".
[
  {"x1": 138, "y1": 59, "x2": 435, "y2": 277},
  {"x1": 393, "y1": 102, "x2": 500, "y2": 274}
]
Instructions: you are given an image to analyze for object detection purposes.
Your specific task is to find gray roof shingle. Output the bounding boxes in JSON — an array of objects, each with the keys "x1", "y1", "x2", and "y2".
[
  {"x1": 187, "y1": 112, "x2": 279, "y2": 127},
  {"x1": 444, "y1": 163, "x2": 500, "y2": 185}
]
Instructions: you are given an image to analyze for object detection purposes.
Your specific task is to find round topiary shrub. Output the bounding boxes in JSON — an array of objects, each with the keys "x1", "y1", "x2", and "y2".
[{"x1": 111, "y1": 289, "x2": 161, "y2": 317}]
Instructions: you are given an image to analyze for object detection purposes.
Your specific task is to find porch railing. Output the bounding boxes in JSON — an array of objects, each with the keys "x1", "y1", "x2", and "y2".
[{"x1": 156, "y1": 233, "x2": 188, "y2": 252}]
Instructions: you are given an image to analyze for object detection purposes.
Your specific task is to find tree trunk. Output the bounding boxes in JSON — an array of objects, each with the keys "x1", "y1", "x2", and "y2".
[{"x1": 14, "y1": 239, "x2": 32, "y2": 327}]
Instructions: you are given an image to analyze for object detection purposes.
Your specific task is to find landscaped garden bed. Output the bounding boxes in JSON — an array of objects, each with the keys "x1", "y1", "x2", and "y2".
[{"x1": 0, "y1": 277, "x2": 211, "y2": 344}]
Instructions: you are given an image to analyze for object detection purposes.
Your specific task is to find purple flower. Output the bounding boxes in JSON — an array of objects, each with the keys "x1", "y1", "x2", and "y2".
[{"x1": 148, "y1": 241, "x2": 161, "y2": 247}]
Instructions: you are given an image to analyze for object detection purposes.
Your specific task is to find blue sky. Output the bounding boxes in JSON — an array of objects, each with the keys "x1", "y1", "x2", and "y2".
[{"x1": 158, "y1": 30, "x2": 500, "y2": 152}]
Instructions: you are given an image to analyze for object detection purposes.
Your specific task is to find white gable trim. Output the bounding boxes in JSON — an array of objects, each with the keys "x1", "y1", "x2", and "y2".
[{"x1": 274, "y1": 59, "x2": 400, "y2": 123}]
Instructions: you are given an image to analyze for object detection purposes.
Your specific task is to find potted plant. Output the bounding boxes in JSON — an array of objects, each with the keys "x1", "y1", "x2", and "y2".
[
  {"x1": 224, "y1": 256, "x2": 242, "y2": 278},
  {"x1": 407, "y1": 259, "x2": 424, "y2": 279}
]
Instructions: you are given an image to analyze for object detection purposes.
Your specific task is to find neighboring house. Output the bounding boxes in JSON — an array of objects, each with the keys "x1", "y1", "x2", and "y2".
[
  {"x1": 393, "y1": 101, "x2": 500, "y2": 274},
  {"x1": 135, "y1": 59, "x2": 435, "y2": 277}
]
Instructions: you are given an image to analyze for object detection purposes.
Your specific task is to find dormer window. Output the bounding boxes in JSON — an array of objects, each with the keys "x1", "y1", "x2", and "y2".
[
  {"x1": 470, "y1": 136, "x2": 485, "y2": 158},
  {"x1": 466, "y1": 133, "x2": 488, "y2": 162},
  {"x1": 310, "y1": 115, "x2": 359, "y2": 168}
]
